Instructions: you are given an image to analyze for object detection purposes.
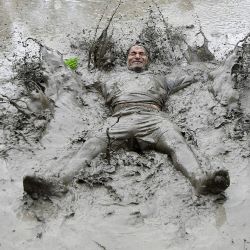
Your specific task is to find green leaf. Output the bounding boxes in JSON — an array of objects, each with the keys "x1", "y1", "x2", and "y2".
[{"x1": 64, "y1": 57, "x2": 78, "y2": 70}]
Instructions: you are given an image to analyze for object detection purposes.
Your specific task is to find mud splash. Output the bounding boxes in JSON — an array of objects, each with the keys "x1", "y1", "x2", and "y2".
[
  {"x1": 234, "y1": 34, "x2": 250, "y2": 137},
  {"x1": 0, "y1": 40, "x2": 53, "y2": 157},
  {"x1": 71, "y1": 5, "x2": 214, "y2": 73}
]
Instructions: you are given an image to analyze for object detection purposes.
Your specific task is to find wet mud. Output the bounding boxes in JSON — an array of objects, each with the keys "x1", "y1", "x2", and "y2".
[{"x1": 1, "y1": 1, "x2": 250, "y2": 250}]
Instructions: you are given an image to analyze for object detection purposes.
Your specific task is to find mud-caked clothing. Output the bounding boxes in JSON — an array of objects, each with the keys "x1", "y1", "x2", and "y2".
[{"x1": 91, "y1": 70, "x2": 195, "y2": 149}]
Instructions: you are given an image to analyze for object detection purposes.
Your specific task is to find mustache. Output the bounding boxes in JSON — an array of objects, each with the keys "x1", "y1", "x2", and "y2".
[{"x1": 132, "y1": 60, "x2": 143, "y2": 62}]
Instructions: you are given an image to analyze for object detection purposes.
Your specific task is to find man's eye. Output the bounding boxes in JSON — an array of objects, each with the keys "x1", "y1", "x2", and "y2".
[{"x1": 130, "y1": 52, "x2": 136, "y2": 56}]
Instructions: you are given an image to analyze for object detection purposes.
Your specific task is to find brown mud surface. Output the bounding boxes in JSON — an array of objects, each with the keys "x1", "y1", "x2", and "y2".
[{"x1": 1, "y1": 1, "x2": 250, "y2": 250}]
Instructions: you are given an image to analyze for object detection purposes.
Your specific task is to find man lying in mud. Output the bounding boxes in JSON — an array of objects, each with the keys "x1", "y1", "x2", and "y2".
[{"x1": 23, "y1": 43, "x2": 230, "y2": 197}]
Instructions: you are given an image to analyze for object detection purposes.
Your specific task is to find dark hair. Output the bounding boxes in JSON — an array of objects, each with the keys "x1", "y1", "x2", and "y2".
[{"x1": 127, "y1": 41, "x2": 150, "y2": 59}]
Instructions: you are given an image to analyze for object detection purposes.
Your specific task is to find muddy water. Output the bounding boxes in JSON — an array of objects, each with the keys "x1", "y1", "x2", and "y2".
[
  {"x1": 1, "y1": 0, "x2": 250, "y2": 53},
  {"x1": 1, "y1": 1, "x2": 250, "y2": 250}
]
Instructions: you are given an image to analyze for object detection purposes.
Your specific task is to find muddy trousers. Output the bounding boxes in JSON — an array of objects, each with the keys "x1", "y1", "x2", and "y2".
[{"x1": 60, "y1": 111, "x2": 204, "y2": 187}]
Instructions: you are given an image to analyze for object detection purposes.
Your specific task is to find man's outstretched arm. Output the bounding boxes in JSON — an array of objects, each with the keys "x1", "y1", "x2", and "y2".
[{"x1": 166, "y1": 72, "x2": 205, "y2": 94}]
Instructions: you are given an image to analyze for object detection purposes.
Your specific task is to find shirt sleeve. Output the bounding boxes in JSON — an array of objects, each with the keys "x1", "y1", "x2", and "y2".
[{"x1": 165, "y1": 74, "x2": 195, "y2": 94}]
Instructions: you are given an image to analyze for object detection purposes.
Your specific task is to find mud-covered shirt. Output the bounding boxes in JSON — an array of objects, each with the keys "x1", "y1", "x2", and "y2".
[{"x1": 93, "y1": 70, "x2": 195, "y2": 112}]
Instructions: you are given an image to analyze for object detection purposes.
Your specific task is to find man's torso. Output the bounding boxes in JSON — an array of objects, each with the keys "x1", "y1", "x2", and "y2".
[{"x1": 100, "y1": 71, "x2": 168, "y2": 111}]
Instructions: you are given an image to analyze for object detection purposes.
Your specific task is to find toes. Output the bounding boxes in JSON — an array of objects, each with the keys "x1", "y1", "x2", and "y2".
[
  {"x1": 210, "y1": 171, "x2": 230, "y2": 194},
  {"x1": 23, "y1": 175, "x2": 68, "y2": 197},
  {"x1": 214, "y1": 170, "x2": 230, "y2": 186},
  {"x1": 23, "y1": 175, "x2": 51, "y2": 196},
  {"x1": 197, "y1": 170, "x2": 230, "y2": 195}
]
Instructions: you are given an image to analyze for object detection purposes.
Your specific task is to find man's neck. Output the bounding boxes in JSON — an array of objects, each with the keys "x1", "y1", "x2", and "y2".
[{"x1": 128, "y1": 67, "x2": 148, "y2": 73}]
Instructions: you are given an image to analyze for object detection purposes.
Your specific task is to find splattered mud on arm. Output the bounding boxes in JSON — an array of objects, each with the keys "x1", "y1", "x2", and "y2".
[{"x1": 166, "y1": 74, "x2": 195, "y2": 94}]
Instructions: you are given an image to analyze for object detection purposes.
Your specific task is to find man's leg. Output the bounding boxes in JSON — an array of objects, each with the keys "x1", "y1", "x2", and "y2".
[
  {"x1": 60, "y1": 137, "x2": 107, "y2": 184},
  {"x1": 154, "y1": 121, "x2": 230, "y2": 194},
  {"x1": 23, "y1": 137, "x2": 107, "y2": 197}
]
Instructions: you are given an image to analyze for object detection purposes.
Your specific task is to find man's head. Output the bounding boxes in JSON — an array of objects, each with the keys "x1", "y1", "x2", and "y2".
[{"x1": 127, "y1": 43, "x2": 149, "y2": 72}]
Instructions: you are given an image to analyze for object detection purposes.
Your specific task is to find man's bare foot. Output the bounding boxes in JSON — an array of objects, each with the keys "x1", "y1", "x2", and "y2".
[
  {"x1": 196, "y1": 170, "x2": 230, "y2": 195},
  {"x1": 23, "y1": 175, "x2": 68, "y2": 198}
]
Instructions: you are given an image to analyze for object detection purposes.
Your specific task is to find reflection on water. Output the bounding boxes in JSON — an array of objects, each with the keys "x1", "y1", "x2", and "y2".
[
  {"x1": 215, "y1": 205, "x2": 227, "y2": 228},
  {"x1": 178, "y1": 0, "x2": 194, "y2": 11}
]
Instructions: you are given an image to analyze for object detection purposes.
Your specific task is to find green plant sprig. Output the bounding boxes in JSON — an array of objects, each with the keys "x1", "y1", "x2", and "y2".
[{"x1": 64, "y1": 57, "x2": 79, "y2": 70}]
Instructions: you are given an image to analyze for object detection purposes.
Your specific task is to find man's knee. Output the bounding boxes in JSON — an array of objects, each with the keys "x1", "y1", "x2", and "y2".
[
  {"x1": 82, "y1": 137, "x2": 107, "y2": 152},
  {"x1": 155, "y1": 126, "x2": 186, "y2": 152},
  {"x1": 160, "y1": 123, "x2": 184, "y2": 141}
]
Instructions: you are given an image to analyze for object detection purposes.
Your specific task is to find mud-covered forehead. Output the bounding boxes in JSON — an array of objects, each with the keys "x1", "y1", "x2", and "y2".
[{"x1": 127, "y1": 44, "x2": 150, "y2": 58}]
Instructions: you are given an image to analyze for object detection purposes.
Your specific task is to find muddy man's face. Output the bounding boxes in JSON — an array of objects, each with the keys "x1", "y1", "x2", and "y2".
[{"x1": 127, "y1": 45, "x2": 149, "y2": 72}]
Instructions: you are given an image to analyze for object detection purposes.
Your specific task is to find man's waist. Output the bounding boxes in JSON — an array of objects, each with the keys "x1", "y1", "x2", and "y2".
[{"x1": 113, "y1": 103, "x2": 162, "y2": 113}]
